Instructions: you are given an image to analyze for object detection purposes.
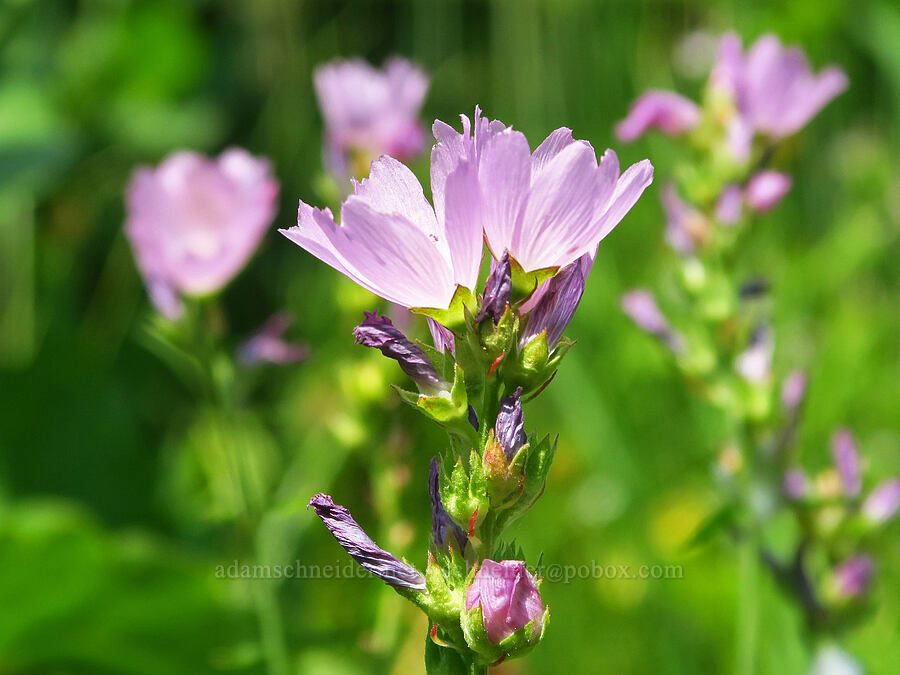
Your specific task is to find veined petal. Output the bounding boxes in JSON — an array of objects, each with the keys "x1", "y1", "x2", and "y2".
[
  {"x1": 514, "y1": 140, "x2": 601, "y2": 270},
  {"x1": 352, "y1": 155, "x2": 447, "y2": 261},
  {"x1": 531, "y1": 127, "x2": 589, "y2": 179},
  {"x1": 442, "y1": 159, "x2": 484, "y2": 291},
  {"x1": 479, "y1": 130, "x2": 532, "y2": 261},
  {"x1": 590, "y1": 158, "x2": 654, "y2": 247}
]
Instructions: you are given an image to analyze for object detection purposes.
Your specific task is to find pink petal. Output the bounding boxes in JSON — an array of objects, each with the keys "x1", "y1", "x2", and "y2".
[
  {"x1": 591, "y1": 158, "x2": 654, "y2": 246},
  {"x1": 615, "y1": 90, "x2": 701, "y2": 142},
  {"x1": 479, "y1": 130, "x2": 533, "y2": 261},
  {"x1": 442, "y1": 160, "x2": 484, "y2": 291}
]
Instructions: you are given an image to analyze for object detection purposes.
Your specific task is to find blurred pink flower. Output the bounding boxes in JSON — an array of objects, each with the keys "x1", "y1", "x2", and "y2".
[
  {"x1": 713, "y1": 33, "x2": 847, "y2": 160},
  {"x1": 238, "y1": 313, "x2": 308, "y2": 365},
  {"x1": 862, "y1": 479, "x2": 900, "y2": 524},
  {"x1": 661, "y1": 183, "x2": 706, "y2": 254},
  {"x1": 315, "y1": 57, "x2": 428, "y2": 179},
  {"x1": 125, "y1": 148, "x2": 279, "y2": 319},
  {"x1": 745, "y1": 170, "x2": 792, "y2": 212},
  {"x1": 615, "y1": 90, "x2": 702, "y2": 142},
  {"x1": 832, "y1": 429, "x2": 862, "y2": 498}
]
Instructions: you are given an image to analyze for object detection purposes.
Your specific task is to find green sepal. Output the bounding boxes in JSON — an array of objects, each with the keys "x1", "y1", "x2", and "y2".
[
  {"x1": 459, "y1": 605, "x2": 505, "y2": 664},
  {"x1": 479, "y1": 304, "x2": 518, "y2": 359},
  {"x1": 423, "y1": 552, "x2": 465, "y2": 627},
  {"x1": 495, "y1": 434, "x2": 556, "y2": 530},
  {"x1": 393, "y1": 362, "x2": 477, "y2": 444},
  {"x1": 495, "y1": 605, "x2": 550, "y2": 660},
  {"x1": 412, "y1": 286, "x2": 477, "y2": 333},
  {"x1": 441, "y1": 457, "x2": 485, "y2": 532},
  {"x1": 509, "y1": 257, "x2": 557, "y2": 304},
  {"x1": 482, "y1": 430, "x2": 528, "y2": 506}
]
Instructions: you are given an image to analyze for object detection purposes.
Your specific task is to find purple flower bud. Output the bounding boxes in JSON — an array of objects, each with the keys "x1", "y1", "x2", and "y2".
[
  {"x1": 783, "y1": 468, "x2": 808, "y2": 500},
  {"x1": 745, "y1": 171, "x2": 792, "y2": 212},
  {"x1": 495, "y1": 387, "x2": 527, "y2": 461},
  {"x1": 427, "y1": 317, "x2": 455, "y2": 356},
  {"x1": 735, "y1": 324, "x2": 773, "y2": 383},
  {"x1": 520, "y1": 261, "x2": 586, "y2": 349},
  {"x1": 354, "y1": 311, "x2": 443, "y2": 393},
  {"x1": 862, "y1": 479, "x2": 900, "y2": 524},
  {"x1": 739, "y1": 277, "x2": 769, "y2": 300},
  {"x1": 476, "y1": 251, "x2": 512, "y2": 323},
  {"x1": 831, "y1": 429, "x2": 861, "y2": 498},
  {"x1": 715, "y1": 184, "x2": 743, "y2": 225},
  {"x1": 307, "y1": 493, "x2": 426, "y2": 590},
  {"x1": 832, "y1": 555, "x2": 874, "y2": 599},
  {"x1": 616, "y1": 90, "x2": 702, "y2": 142},
  {"x1": 429, "y1": 458, "x2": 467, "y2": 552},
  {"x1": 781, "y1": 370, "x2": 808, "y2": 411},
  {"x1": 465, "y1": 560, "x2": 544, "y2": 644},
  {"x1": 238, "y1": 312, "x2": 308, "y2": 365},
  {"x1": 621, "y1": 289, "x2": 684, "y2": 353}
]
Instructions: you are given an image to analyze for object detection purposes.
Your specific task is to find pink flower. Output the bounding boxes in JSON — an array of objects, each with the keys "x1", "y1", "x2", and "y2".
[
  {"x1": 282, "y1": 108, "x2": 652, "y2": 310},
  {"x1": 435, "y1": 109, "x2": 653, "y2": 272},
  {"x1": 832, "y1": 429, "x2": 861, "y2": 498},
  {"x1": 315, "y1": 58, "x2": 428, "y2": 179},
  {"x1": 661, "y1": 183, "x2": 707, "y2": 254},
  {"x1": 125, "y1": 148, "x2": 279, "y2": 319},
  {"x1": 745, "y1": 171, "x2": 792, "y2": 212},
  {"x1": 713, "y1": 33, "x2": 847, "y2": 159},
  {"x1": 862, "y1": 479, "x2": 900, "y2": 524},
  {"x1": 615, "y1": 90, "x2": 702, "y2": 142},
  {"x1": 465, "y1": 559, "x2": 544, "y2": 644},
  {"x1": 238, "y1": 313, "x2": 308, "y2": 365}
]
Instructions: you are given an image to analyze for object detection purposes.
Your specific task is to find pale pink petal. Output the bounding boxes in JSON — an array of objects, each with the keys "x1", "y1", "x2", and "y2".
[
  {"x1": 615, "y1": 90, "x2": 701, "y2": 142},
  {"x1": 514, "y1": 141, "x2": 601, "y2": 270},
  {"x1": 442, "y1": 160, "x2": 484, "y2": 291},
  {"x1": 479, "y1": 130, "x2": 533, "y2": 260},
  {"x1": 591, "y1": 158, "x2": 654, "y2": 246}
]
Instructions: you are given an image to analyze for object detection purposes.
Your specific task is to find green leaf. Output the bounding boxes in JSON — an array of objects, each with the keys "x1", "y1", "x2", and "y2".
[{"x1": 412, "y1": 286, "x2": 477, "y2": 332}]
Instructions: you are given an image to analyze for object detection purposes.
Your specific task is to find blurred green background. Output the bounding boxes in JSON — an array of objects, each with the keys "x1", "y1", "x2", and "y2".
[{"x1": 1, "y1": 0, "x2": 898, "y2": 673}]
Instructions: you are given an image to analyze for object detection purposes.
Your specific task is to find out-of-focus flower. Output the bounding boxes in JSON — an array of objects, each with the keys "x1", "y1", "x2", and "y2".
[
  {"x1": 781, "y1": 370, "x2": 808, "y2": 411},
  {"x1": 465, "y1": 559, "x2": 544, "y2": 644},
  {"x1": 735, "y1": 324, "x2": 773, "y2": 383},
  {"x1": 495, "y1": 387, "x2": 527, "y2": 461},
  {"x1": 615, "y1": 90, "x2": 702, "y2": 142},
  {"x1": 712, "y1": 33, "x2": 848, "y2": 159},
  {"x1": 831, "y1": 555, "x2": 874, "y2": 599},
  {"x1": 353, "y1": 311, "x2": 443, "y2": 393},
  {"x1": 436, "y1": 109, "x2": 654, "y2": 273},
  {"x1": 282, "y1": 153, "x2": 482, "y2": 309},
  {"x1": 745, "y1": 170, "x2": 792, "y2": 212},
  {"x1": 519, "y1": 260, "x2": 586, "y2": 349},
  {"x1": 862, "y1": 479, "x2": 900, "y2": 524},
  {"x1": 783, "y1": 468, "x2": 808, "y2": 500},
  {"x1": 314, "y1": 57, "x2": 428, "y2": 179},
  {"x1": 715, "y1": 184, "x2": 743, "y2": 225},
  {"x1": 126, "y1": 149, "x2": 278, "y2": 319},
  {"x1": 307, "y1": 493, "x2": 426, "y2": 589},
  {"x1": 238, "y1": 312, "x2": 308, "y2": 365},
  {"x1": 831, "y1": 429, "x2": 861, "y2": 498},
  {"x1": 661, "y1": 183, "x2": 708, "y2": 254},
  {"x1": 621, "y1": 290, "x2": 684, "y2": 353},
  {"x1": 429, "y1": 458, "x2": 467, "y2": 552},
  {"x1": 810, "y1": 645, "x2": 862, "y2": 675}
]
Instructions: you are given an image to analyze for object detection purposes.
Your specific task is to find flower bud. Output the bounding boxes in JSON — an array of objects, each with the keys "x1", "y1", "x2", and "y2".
[
  {"x1": 238, "y1": 312, "x2": 308, "y2": 365},
  {"x1": 831, "y1": 429, "x2": 861, "y2": 498},
  {"x1": 715, "y1": 184, "x2": 743, "y2": 225},
  {"x1": 621, "y1": 290, "x2": 684, "y2": 354},
  {"x1": 830, "y1": 555, "x2": 874, "y2": 600},
  {"x1": 745, "y1": 171, "x2": 792, "y2": 212},
  {"x1": 735, "y1": 323, "x2": 772, "y2": 384},
  {"x1": 495, "y1": 387, "x2": 527, "y2": 461},
  {"x1": 520, "y1": 262, "x2": 585, "y2": 350},
  {"x1": 307, "y1": 493, "x2": 426, "y2": 590},
  {"x1": 661, "y1": 183, "x2": 708, "y2": 254},
  {"x1": 461, "y1": 560, "x2": 548, "y2": 662},
  {"x1": 783, "y1": 468, "x2": 808, "y2": 501},
  {"x1": 477, "y1": 251, "x2": 512, "y2": 323},
  {"x1": 862, "y1": 479, "x2": 900, "y2": 524},
  {"x1": 780, "y1": 370, "x2": 808, "y2": 412},
  {"x1": 354, "y1": 311, "x2": 444, "y2": 394},
  {"x1": 429, "y1": 458, "x2": 467, "y2": 553}
]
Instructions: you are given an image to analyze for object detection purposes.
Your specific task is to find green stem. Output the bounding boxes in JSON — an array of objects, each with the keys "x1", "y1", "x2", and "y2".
[
  {"x1": 736, "y1": 532, "x2": 759, "y2": 675},
  {"x1": 251, "y1": 568, "x2": 292, "y2": 675},
  {"x1": 468, "y1": 663, "x2": 489, "y2": 675}
]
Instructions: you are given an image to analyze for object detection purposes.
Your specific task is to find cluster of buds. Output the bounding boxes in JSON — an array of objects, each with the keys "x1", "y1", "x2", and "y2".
[{"x1": 294, "y1": 106, "x2": 653, "y2": 670}]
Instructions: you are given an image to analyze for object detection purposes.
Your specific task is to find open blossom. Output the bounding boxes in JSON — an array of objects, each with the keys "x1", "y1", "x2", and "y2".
[
  {"x1": 282, "y1": 107, "x2": 652, "y2": 311},
  {"x1": 713, "y1": 33, "x2": 847, "y2": 159},
  {"x1": 308, "y1": 493, "x2": 426, "y2": 590},
  {"x1": 314, "y1": 57, "x2": 428, "y2": 179},
  {"x1": 125, "y1": 149, "x2": 278, "y2": 319},
  {"x1": 466, "y1": 560, "x2": 544, "y2": 644},
  {"x1": 615, "y1": 90, "x2": 702, "y2": 142},
  {"x1": 435, "y1": 109, "x2": 654, "y2": 273},
  {"x1": 238, "y1": 312, "x2": 308, "y2": 365}
]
